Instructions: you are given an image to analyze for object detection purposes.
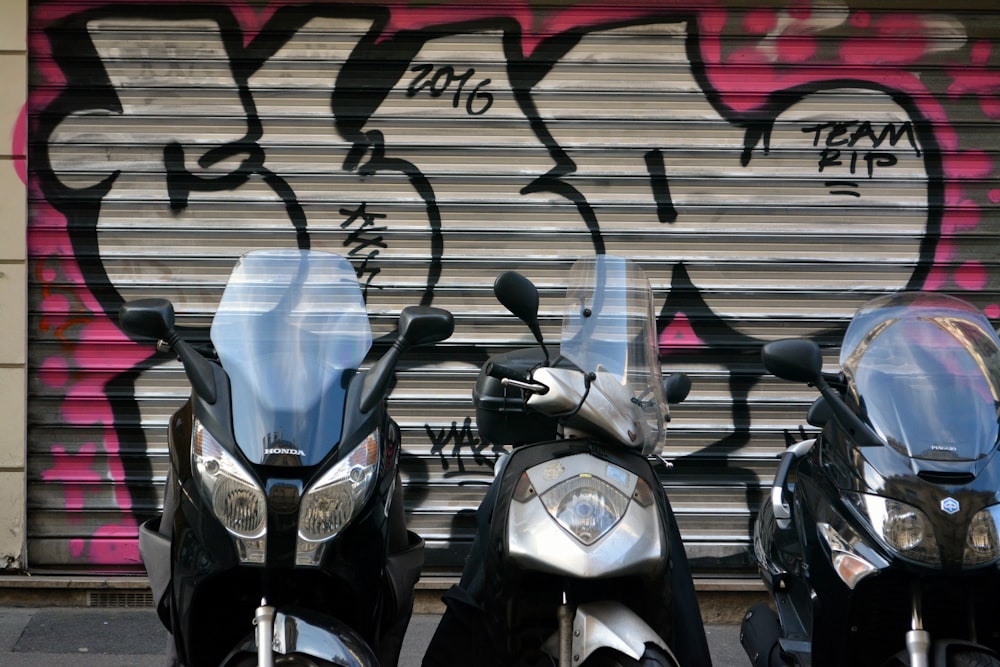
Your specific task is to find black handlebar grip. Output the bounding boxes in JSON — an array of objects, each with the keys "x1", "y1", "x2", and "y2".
[{"x1": 485, "y1": 360, "x2": 531, "y2": 383}]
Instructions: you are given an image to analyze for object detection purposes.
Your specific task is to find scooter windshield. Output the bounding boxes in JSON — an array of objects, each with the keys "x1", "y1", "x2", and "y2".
[
  {"x1": 559, "y1": 255, "x2": 668, "y2": 454},
  {"x1": 840, "y1": 292, "x2": 1000, "y2": 462},
  {"x1": 211, "y1": 250, "x2": 372, "y2": 465}
]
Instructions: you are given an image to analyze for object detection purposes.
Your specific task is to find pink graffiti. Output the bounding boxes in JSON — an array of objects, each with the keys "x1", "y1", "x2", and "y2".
[
  {"x1": 11, "y1": 104, "x2": 26, "y2": 184},
  {"x1": 40, "y1": 443, "x2": 101, "y2": 509},
  {"x1": 841, "y1": 15, "x2": 931, "y2": 66},
  {"x1": 947, "y1": 42, "x2": 1000, "y2": 119},
  {"x1": 70, "y1": 523, "x2": 141, "y2": 565},
  {"x1": 955, "y1": 261, "x2": 988, "y2": 291},
  {"x1": 28, "y1": 0, "x2": 999, "y2": 568},
  {"x1": 29, "y1": 189, "x2": 150, "y2": 565},
  {"x1": 659, "y1": 313, "x2": 706, "y2": 354}
]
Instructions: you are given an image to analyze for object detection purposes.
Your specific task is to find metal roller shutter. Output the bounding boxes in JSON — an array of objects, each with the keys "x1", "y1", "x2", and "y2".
[{"x1": 27, "y1": 1, "x2": 1000, "y2": 575}]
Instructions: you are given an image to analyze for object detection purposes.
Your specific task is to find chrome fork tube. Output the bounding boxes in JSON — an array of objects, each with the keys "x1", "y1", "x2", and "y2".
[
  {"x1": 255, "y1": 598, "x2": 276, "y2": 667},
  {"x1": 557, "y1": 591, "x2": 574, "y2": 667},
  {"x1": 905, "y1": 587, "x2": 930, "y2": 667}
]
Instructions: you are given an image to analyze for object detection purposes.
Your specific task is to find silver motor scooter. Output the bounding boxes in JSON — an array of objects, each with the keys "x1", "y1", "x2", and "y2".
[{"x1": 423, "y1": 255, "x2": 711, "y2": 667}]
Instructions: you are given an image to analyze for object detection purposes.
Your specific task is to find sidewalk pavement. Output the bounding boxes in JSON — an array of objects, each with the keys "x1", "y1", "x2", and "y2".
[{"x1": 0, "y1": 606, "x2": 746, "y2": 665}]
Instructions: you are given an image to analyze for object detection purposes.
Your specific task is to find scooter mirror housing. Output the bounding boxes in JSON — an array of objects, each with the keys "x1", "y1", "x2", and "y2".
[
  {"x1": 494, "y1": 271, "x2": 548, "y2": 361},
  {"x1": 494, "y1": 271, "x2": 539, "y2": 326},
  {"x1": 360, "y1": 306, "x2": 455, "y2": 414},
  {"x1": 119, "y1": 297, "x2": 218, "y2": 404},
  {"x1": 761, "y1": 338, "x2": 823, "y2": 383},
  {"x1": 664, "y1": 373, "x2": 692, "y2": 405},
  {"x1": 398, "y1": 306, "x2": 455, "y2": 347},
  {"x1": 764, "y1": 338, "x2": 885, "y2": 448},
  {"x1": 119, "y1": 298, "x2": 177, "y2": 341}
]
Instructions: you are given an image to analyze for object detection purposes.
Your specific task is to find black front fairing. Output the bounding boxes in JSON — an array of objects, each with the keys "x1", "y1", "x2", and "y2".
[
  {"x1": 145, "y1": 251, "x2": 411, "y2": 667},
  {"x1": 821, "y1": 292, "x2": 1000, "y2": 569}
]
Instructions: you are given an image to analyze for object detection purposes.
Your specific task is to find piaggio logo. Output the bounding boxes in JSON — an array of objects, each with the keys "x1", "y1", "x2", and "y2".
[{"x1": 941, "y1": 497, "x2": 960, "y2": 515}]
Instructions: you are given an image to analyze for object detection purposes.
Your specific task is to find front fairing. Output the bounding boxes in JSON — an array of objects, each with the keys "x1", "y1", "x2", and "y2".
[
  {"x1": 819, "y1": 292, "x2": 1000, "y2": 569},
  {"x1": 211, "y1": 250, "x2": 373, "y2": 466},
  {"x1": 558, "y1": 255, "x2": 667, "y2": 455}
]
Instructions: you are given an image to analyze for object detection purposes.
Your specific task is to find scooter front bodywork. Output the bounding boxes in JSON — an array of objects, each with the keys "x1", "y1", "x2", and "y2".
[
  {"x1": 485, "y1": 439, "x2": 709, "y2": 666},
  {"x1": 542, "y1": 600, "x2": 678, "y2": 665},
  {"x1": 747, "y1": 445, "x2": 1000, "y2": 667}
]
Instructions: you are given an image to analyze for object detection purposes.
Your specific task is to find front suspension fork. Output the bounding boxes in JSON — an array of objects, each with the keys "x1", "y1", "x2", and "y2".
[
  {"x1": 906, "y1": 586, "x2": 930, "y2": 667},
  {"x1": 255, "y1": 598, "x2": 276, "y2": 667},
  {"x1": 557, "y1": 593, "x2": 574, "y2": 667}
]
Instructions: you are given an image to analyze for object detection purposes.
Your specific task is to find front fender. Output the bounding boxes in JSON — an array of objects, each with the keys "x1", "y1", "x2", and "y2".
[
  {"x1": 547, "y1": 601, "x2": 678, "y2": 665},
  {"x1": 223, "y1": 608, "x2": 379, "y2": 667}
]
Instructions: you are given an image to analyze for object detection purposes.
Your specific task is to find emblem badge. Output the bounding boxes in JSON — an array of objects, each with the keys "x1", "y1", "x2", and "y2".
[{"x1": 941, "y1": 497, "x2": 960, "y2": 515}]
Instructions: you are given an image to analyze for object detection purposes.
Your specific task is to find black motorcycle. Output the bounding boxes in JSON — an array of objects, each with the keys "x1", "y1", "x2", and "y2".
[
  {"x1": 119, "y1": 249, "x2": 454, "y2": 667},
  {"x1": 423, "y1": 255, "x2": 711, "y2": 667},
  {"x1": 741, "y1": 292, "x2": 1000, "y2": 667}
]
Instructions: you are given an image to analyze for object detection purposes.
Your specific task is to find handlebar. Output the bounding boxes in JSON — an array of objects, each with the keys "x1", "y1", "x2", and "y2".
[
  {"x1": 485, "y1": 359, "x2": 532, "y2": 384},
  {"x1": 485, "y1": 360, "x2": 549, "y2": 394}
]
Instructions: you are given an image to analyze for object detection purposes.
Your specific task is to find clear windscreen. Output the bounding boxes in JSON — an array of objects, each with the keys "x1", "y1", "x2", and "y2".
[
  {"x1": 559, "y1": 255, "x2": 667, "y2": 454},
  {"x1": 211, "y1": 250, "x2": 372, "y2": 465}
]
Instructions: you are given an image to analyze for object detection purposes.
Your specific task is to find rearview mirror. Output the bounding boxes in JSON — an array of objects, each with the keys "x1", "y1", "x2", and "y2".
[
  {"x1": 398, "y1": 306, "x2": 455, "y2": 347},
  {"x1": 360, "y1": 306, "x2": 455, "y2": 414},
  {"x1": 664, "y1": 373, "x2": 692, "y2": 405},
  {"x1": 119, "y1": 298, "x2": 176, "y2": 341},
  {"x1": 761, "y1": 339, "x2": 823, "y2": 383}
]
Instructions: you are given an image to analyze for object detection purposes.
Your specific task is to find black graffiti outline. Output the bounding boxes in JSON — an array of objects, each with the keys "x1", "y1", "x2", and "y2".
[
  {"x1": 339, "y1": 202, "x2": 388, "y2": 296},
  {"x1": 738, "y1": 80, "x2": 944, "y2": 296},
  {"x1": 31, "y1": 4, "x2": 953, "y2": 571},
  {"x1": 426, "y1": 416, "x2": 504, "y2": 477}
]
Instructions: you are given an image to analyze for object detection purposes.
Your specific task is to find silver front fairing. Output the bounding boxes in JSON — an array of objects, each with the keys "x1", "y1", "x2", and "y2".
[
  {"x1": 543, "y1": 601, "x2": 677, "y2": 665},
  {"x1": 506, "y1": 452, "x2": 666, "y2": 578}
]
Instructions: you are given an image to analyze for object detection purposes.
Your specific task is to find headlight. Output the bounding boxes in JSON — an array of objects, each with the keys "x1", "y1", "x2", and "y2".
[
  {"x1": 539, "y1": 473, "x2": 630, "y2": 545},
  {"x1": 816, "y1": 522, "x2": 882, "y2": 589},
  {"x1": 844, "y1": 492, "x2": 940, "y2": 565},
  {"x1": 192, "y1": 421, "x2": 267, "y2": 562},
  {"x1": 297, "y1": 432, "x2": 379, "y2": 552},
  {"x1": 965, "y1": 505, "x2": 1000, "y2": 566}
]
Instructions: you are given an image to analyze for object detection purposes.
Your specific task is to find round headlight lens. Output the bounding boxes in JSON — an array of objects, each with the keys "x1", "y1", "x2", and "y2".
[
  {"x1": 844, "y1": 492, "x2": 939, "y2": 565},
  {"x1": 965, "y1": 506, "x2": 1000, "y2": 566},
  {"x1": 882, "y1": 502, "x2": 925, "y2": 551},
  {"x1": 298, "y1": 432, "x2": 379, "y2": 543},
  {"x1": 192, "y1": 421, "x2": 267, "y2": 540}
]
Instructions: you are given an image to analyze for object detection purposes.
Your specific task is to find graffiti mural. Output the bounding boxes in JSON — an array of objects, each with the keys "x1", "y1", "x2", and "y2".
[{"x1": 26, "y1": 0, "x2": 1000, "y2": 570}]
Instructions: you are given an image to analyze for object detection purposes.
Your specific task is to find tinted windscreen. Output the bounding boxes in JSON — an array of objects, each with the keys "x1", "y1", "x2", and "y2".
[
  {"x1": 843, "y1": 298, "x2": 1000, "y2": 461},
  {"x1": 211, "y1": 250, "x2": 371, "y2": 465}
]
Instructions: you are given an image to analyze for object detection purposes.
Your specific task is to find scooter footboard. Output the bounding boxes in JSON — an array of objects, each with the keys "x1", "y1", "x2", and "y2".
[{"x1": 546, "y1": 601, "x2": 680, "y2": 666}]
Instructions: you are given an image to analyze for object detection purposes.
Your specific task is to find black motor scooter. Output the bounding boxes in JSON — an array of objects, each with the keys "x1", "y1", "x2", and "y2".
[
  {"x1": 423, "y1": 255, "x2": 711, "y2": 667},
  {"x1": 741, "y1": 292, "x2": 1000, "y2": 667},
  {"x1": 119, "y1": 248, "x2": 453, "y2": 667}
]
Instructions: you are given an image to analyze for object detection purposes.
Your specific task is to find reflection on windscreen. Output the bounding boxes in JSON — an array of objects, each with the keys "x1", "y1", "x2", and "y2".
[{"x1": 853, "y1": 318, "x2": 1000, "y2": 461}]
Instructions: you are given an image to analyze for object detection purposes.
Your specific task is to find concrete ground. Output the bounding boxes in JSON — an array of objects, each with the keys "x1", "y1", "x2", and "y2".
[
  {"x1": 0, "y1": 607, "x2": 747, "y2": 666},
  {"x1": 0, "y1": 579, "x2": 759, "y2": 665}
]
